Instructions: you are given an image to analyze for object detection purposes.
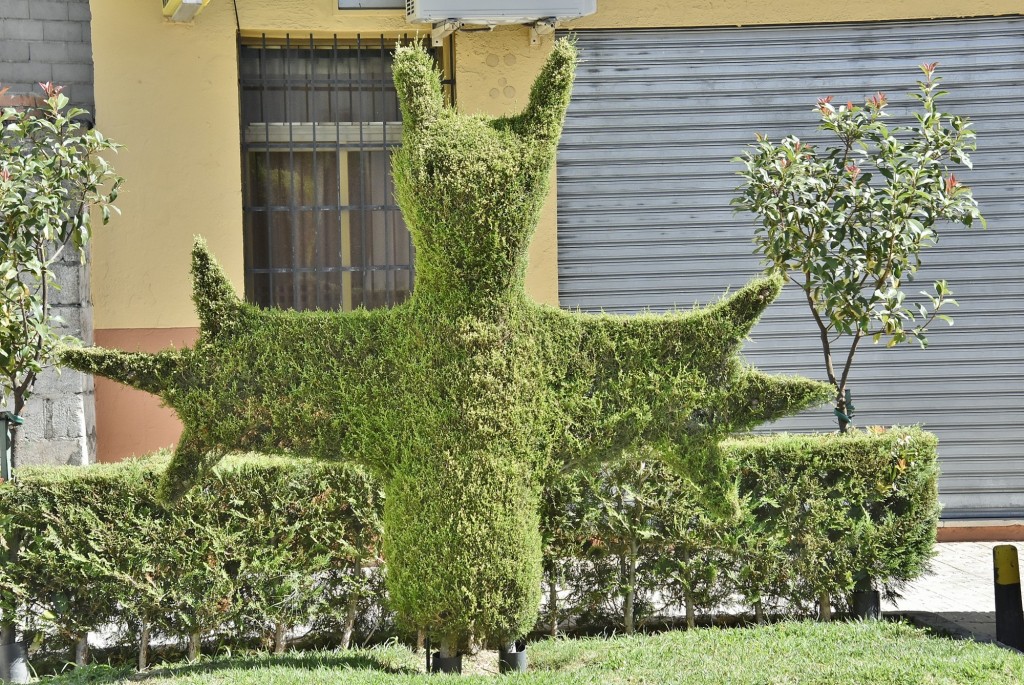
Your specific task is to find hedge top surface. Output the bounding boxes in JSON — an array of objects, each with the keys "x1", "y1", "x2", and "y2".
[
  {"x1": 62, "y1": 39, "x2": 830, "y2": 649},
  {"x1": 8, "y1": 451, "x2": 321, "y2": 484}
]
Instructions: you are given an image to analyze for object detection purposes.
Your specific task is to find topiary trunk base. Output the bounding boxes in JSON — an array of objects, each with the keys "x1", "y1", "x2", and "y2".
[
  {"x1": 428, "y1": 652, "x2": 462, "y2": 674},
  {"x1": 498, "y1": 641, "x2": 527, "y2": 674},
  {"x1": 852, "y1": 590, "x2": 881, "y2": 620}
]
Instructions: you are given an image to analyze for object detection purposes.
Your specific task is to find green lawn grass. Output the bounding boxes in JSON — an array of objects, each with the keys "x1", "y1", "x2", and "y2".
[{"x1": 49, "y1": 621, "x2": 1024, "y2": 685}]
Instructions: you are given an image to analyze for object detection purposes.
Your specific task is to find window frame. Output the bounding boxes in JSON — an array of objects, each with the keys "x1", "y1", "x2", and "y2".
[{"x1": 238, "y1": 33, "x2": 454, "y2": 312}]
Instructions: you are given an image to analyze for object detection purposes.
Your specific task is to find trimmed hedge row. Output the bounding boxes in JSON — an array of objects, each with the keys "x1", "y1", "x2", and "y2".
[
  {"x1": 542, "y1": 427, "x2": 939, "y2": 632},
  {"x1": 0, "y1": 456, "x2": 384, "y2": 664},
  {"x1": 0, "y1": 428, "x2": 938, "y2": 665}
]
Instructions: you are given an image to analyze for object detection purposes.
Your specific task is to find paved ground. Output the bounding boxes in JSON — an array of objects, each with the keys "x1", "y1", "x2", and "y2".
[{"x1": 883, "y1": 541, "x2": 1012, "y2": 645}]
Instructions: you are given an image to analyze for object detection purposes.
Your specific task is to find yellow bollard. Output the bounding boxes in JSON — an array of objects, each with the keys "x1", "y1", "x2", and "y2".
[{"x1": 993, "y1": 545, "x2": 1024, "y2": 650}]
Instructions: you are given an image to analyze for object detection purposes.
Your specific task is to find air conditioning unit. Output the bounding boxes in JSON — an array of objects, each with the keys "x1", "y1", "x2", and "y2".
[
  {"x1": 162, "y1": 0, "x2": 211, "y2": 23},
  {"x1": 405, "y1": 0, "x2": 597, "y2": 25}
]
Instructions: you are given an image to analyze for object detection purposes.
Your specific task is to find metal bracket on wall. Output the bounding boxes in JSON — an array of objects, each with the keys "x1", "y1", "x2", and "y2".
[
  {"x1": 432, "y1": 20, "x2": 461, "y2": 47},
  {"x1": 162, "y1": 0, "x2": 211, "y2": 23},
  {"x1": 530, "y1": 18, "x2": 557, "y2": 46}
]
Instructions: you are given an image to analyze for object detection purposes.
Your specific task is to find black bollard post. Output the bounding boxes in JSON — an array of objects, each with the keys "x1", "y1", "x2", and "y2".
[{"x1": 993, "y1": 545, "x2": 1024, "y2": 650}]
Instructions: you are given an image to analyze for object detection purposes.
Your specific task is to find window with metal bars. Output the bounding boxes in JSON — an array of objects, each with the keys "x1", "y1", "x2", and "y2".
[{"x1": 239, "y1": 35, "x2": 450, "y2": 311}]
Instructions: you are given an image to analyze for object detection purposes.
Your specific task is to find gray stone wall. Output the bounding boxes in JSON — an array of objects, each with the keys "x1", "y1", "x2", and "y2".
[
  {"x1": 1, "y1": 0, "x2": 96, "y2": 466},
  {"x1": 0, "y1": 0, "x2": 94, "y2": 113}
]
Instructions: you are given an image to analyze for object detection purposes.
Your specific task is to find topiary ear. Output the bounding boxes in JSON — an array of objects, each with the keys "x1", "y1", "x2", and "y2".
[
  {"x1": 513, "y1": 37, "x2": 578, "y2": 142},
  {"x1": 192, "y1": 237, "x2": 242, "y2": 339},
  {"x1": 706, "y1": 275, "x2": 784, "y2": 345},
  {"x1": 393, "y1": 43, "x2": 444, "y2": 133}
]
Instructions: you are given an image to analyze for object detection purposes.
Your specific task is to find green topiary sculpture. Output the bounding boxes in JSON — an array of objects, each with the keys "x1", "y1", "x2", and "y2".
[{"x1": 63, "y1": 39, "x2": 830, "y2": 659}]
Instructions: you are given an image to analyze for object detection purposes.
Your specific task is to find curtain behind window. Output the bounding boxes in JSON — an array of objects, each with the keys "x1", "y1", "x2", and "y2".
[{"x1": 240, "y1": 37, "x2": 414, "y2": 311}]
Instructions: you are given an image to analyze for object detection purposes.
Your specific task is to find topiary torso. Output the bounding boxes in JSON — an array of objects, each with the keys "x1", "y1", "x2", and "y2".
[{"x1": 64, "y1": 39, "x2": 830, "y2": 652}]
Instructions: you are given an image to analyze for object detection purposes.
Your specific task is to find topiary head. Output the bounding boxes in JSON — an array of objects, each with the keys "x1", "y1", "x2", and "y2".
[{"x1": 391, "y1": 39, "x2": 577, "y2": 308}]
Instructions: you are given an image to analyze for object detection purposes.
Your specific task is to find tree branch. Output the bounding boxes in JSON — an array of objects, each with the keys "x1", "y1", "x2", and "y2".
[
  {"x1": 837, "y1": 330, "x2": 864, "y2": 397},
  {"x1": 803, "y1": 272, "x2": 838, "y2": 389}
]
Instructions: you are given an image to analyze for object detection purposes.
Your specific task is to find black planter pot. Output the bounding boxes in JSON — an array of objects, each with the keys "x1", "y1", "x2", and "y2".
[
  {"x1": 498, "y1": 641, "x2": 528, "y2": 674},
  {"x1": 429, "y1": 652, "x2": 462, "y2": 674},
  {"x1": 852, "y1": 590, "x2": 881, "y2": 620}
]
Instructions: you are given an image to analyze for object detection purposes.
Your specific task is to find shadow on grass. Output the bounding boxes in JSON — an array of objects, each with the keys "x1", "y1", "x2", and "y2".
[
  {"x1": 892, "y1": 611, "x2": 1001, "y2": 645},
  {"x1": 65, "y1": 651, "x2": 418, "y2": 684}
]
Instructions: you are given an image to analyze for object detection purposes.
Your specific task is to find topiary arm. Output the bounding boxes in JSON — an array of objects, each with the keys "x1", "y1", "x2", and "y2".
[
  {"x1": 64, "y1": 238, "x2": 392, "y2": 500},
  {"x1": 547, "y1": 277, "x2": 831, "y2": 492},
  {"x1": 392, "y1": 43, "x2": 444, "y2": 132},
  {"x1": 60, "y1": 346, "x2": 182, "y2": 396},
  {"x1": 60, "y1": 237, "x2": 238, "y2": 394},
  {"x1": 725, "y1": 368, "x2": 834, "y2": 433},
  {"x1": 60, "y1": 238, "x2": 242, "y2": 388}
]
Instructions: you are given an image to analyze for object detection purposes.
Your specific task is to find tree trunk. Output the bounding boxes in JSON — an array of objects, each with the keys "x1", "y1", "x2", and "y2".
[
  {"x1": 548, "y1": 575, "x2": 559, "y2": 637},
  {"x1": 187, "y1": 631, "x2": 201, "y2": 662},
  {"x1": 0, "y1": 608, "x2": 14, "y2": 653},
  {"x1": 273, "y1": 622, "x2": 287, "y2": 655},
  {"x1": 622, "y1": 544, "x2": 637, "y2": 636},
  {"x1": 836, "y1": 394, "x2": 851, "y2": 434},
  {"x1": 1, "y1": 423, "x2": 24, "y2": 678},
  {"x1": 9, "y1": 407, "x2": 22, "y2": 472},
  {"x1": 138, "y1": 620, "x2": 149, "y2": 672},
  {"x1": 818, "y1": 592, "x2": 832, "y2": 622},
  {"x1": 0, "y1": 613, "x2": 14, "y2": 668},
  {"x1": 414, "y1": 629, "x2": 425, "y2": 653},
  {"x1": 340, "y1": 560, "x2": 361, "y2": 650},
  {"x1": 754, "y1": 601, "x2": 765, "y2": 625},
  {"x1": 684, "y1": 594, "x2": 695, "y2": 630},
  {"x1": 1, "y1": 430, "x2": 19, "y2": 648},
  {"x1": 74, "y1": 634, "x2": 89, "y2": 666},
  {"x1": 835, "y1": 334, "x2": 862, "y2": 433}
]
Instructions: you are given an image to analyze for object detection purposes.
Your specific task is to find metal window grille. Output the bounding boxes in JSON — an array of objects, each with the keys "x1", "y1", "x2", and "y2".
[{"x1": 239, "y1": 34, "x2": 454, "y2": 311}]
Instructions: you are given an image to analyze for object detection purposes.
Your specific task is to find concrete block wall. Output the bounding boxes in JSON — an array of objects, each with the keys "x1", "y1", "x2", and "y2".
[
  {"x1": 0, "y1": 0, "x2": 95, "y2": 113},
  {"x1": 1, "y1": 0, "x2": 97, "y2": 466}
]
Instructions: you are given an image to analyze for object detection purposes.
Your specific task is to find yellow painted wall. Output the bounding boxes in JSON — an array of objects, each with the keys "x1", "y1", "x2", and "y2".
[
  {"x1": 90, "y1": 0, "x2": 242, "y2": 329},
  {"x1": 574, "y1": 0, "x2": 1022, "y2": 28},
  {"x1": 89, "y1": 0, "x2": 1024, "y2": 328}
]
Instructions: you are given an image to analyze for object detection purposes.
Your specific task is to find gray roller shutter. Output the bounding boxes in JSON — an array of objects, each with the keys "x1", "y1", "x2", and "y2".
[{"x1": 556, "y1": 17, "x2": 1024, "y2": 519}]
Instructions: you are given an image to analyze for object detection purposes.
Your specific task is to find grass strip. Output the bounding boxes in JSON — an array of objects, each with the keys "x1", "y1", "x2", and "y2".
[{"x1": 49, "y1": 621, "x2": 1024, "y2": 685}]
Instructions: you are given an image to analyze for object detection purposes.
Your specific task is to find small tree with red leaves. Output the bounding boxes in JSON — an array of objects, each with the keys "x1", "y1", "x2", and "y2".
[
  {"x1": 0, "y1": 82, "x2": 122, "y2": 463},
  {"x1": 733, "y1": 63, "x2": 983, "y2": 432}
]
